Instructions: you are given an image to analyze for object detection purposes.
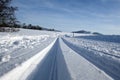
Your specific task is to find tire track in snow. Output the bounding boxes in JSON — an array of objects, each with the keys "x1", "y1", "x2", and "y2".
[
  {"x1": 27, "y1": 37, "x2": 112, "y2": 80},
  {"x1": 0, "y1": 37, "x2": 114, "y2": 80},
  {"x1": 26, "y1": 39, "x2": 59, "y2": 80},
  {"x1": 59, "y1": 38, "x2": 113, "y2": 80},
  {"x1": 62, "y1": 37, "x2": 120, "y2": 80},
  {"x1": 26, "y1": 38, "x2": 71, "y2": 80},
  {"x1": 0, "y1": 38, "x2": 58, "y2": 80}
]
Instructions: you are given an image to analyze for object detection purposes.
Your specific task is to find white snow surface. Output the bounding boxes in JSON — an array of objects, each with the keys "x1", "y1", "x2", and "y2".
[
  {"x1": 0, "y1": 38, "x2": 57, "y2": 80},
  {"x1": 0, "y1": 29, "x2": 56, "y2": 76},
  {"x1": 0, "y1": 29, "x2": 119, "y2": 80},
  {"x1": 63, "y1": 37, "x2": 120, "y2": 80},
  {"x1": 64, "y1": 37, "x2": 120, "y2": 60},
  {"x1": 58, "y1": 38, "x2": 113, "y2": 80}
]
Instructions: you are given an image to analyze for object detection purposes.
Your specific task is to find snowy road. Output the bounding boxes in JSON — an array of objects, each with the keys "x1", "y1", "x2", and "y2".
[{"x1": 0, "y1": 33, "x2": 119, "y2": 80}]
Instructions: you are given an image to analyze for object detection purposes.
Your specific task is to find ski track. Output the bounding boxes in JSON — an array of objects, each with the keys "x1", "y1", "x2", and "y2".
[
  {"x1": 62, "y1": 37, "x2": 120, "y2": 80},
  {"x1": 0, "y1": 37, "x2": 55, "y2": 77},
  {"x1": 0, "y1": 37, "x2": 117, "y2": 80},
  {"x1": 26, "y1": 38, "x2": 72, "y2": 80}
]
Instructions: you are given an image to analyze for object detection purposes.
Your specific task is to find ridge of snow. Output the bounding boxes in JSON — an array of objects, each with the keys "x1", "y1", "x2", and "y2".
[
  {"x1": 0, "y1": 38, "x2": 57, "y2": 80},
  {"x1": 59, "y1": 38, "x2": 113, "y2": 80}
]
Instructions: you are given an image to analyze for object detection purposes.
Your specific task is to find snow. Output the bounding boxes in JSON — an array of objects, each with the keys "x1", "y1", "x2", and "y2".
[
  {"x1": 0, "y1": 54, "x2": 11, "y2": 62},
  {"x1": 0, "y1": 35, "x2": 49, "y2": 54},
  {"x1": 63, "y1": 36, "x2": 120, "y2": 80},
  {"x1": 59, "y1": 38, "x2": 113, "y2": 80},
  {"x1": 76, "y1": 35, "x2": 120, "y2": 43},
  {"x1": 0, "y1": 29, "x2": 119, "y2": 80},
  {"x1": 15, "y1": 38, "x2": 113, "y2": 80},
  {"x1": 63, "y1": 37, "x2": 120, "y2": 61},
  {"x1": 0, "y1": 29, "x2": 56, "y2": 59},
  {"x1": 0, "y1": 38, "x2": 57, "y2": 80},
  {"x1": 0, "y1": 29, "x2": 56, "y2": 76}
]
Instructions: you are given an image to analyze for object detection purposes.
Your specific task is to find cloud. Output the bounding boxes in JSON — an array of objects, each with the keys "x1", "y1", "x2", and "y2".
[
  {"x1": 12, "y1": 0, "x2": 120, "y2": 34},
  {"x1": 100, "y1": 0, "x2": 120, "y2": 3}
]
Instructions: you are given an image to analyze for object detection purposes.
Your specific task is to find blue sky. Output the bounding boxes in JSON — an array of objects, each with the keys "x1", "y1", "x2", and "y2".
[{"x1": 12, "y1": 0, "x2": 120, "y2": 34}]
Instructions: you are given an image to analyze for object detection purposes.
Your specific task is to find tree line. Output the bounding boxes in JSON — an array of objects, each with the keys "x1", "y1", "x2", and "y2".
[{"x1": 0, "y1": 0, "x2": 55, "y2": 32}]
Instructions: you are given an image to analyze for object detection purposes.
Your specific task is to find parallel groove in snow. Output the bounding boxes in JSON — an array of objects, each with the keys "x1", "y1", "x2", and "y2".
[
  {"x1": 0, "y1": 38, "x2": 54, "y2": 77},
  {"x1": 0, "y1": 38, "x2": 57, "y2": 80},
  {"x1": 0, "y1": 37, "x2": 114, "y2": 80},
  {"x1": 59, "y1": 38, "x2": 113, "y2": 80},
  {"x1": 27, "y1": 38, "x2": 113, "y2": 80},
  {"x1": 62, "y1": 37, "x2": 120, "y2": 80},
  {"x1": 27, "y1": 38, "x2": 71, "y2": 80}
]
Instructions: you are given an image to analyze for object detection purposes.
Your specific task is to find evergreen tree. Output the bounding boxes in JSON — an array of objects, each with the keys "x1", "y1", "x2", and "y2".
[{"x1": 0, "y1": 0, "x2": 18, "y2": 27}]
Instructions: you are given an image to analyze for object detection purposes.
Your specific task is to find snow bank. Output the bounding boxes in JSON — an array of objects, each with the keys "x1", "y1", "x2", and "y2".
[
  {"x1": 0, "y1": 29, "x2": 57, "y2": 77},
  {"x1": 0, "y1": 35, "x2": 49, "y2": 60},
  {"x1": 0, "y1": 29, "x2": 59, "y2": 63},
  {"x1": 0, "y1": 38, "x2": 57, "y2": 80}
]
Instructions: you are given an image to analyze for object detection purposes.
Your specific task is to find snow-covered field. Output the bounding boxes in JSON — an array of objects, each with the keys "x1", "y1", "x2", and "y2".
[
  {"x1": 0, "y1": 29, "x2": 120, "y2": 80},
  {"x1": 0, "y1": 29, "x2": 56, "y2": 76}
]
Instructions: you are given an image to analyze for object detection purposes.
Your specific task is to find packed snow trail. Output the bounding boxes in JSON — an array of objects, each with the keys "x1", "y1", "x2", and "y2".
[
  {"x1": 62, "y1": 37, "x2": 120, "y2": 80},
  {"x1": 26, "y1": 38, "x2": 71, "y2": 80},
  {"x1": 25, "y1": 37, "x2": 112, "y2": 80},
  {"x1": 0, "y1": 37, "x2": 114, "y2": 80}
]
